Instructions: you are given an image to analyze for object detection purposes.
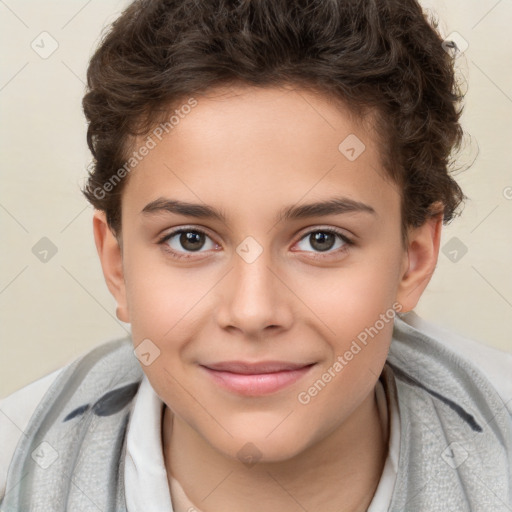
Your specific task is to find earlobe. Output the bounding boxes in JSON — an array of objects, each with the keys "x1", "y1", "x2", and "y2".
[
  {"x1": 396, "y1": 212, "x2": 443, "y2": 313},
  {"x1": 92, "y1": 211, "x2": 130, "y2": 323}
]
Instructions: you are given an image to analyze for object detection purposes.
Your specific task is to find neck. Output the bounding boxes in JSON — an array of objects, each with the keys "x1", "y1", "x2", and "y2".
[{"x1": 162, "y1": 385, "x2": 388, "y2": 512}]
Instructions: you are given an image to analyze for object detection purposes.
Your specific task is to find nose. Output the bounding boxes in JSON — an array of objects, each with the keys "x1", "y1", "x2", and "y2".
[{"x1": 215, "y1": 248, "x2": 294, "y2": 338}]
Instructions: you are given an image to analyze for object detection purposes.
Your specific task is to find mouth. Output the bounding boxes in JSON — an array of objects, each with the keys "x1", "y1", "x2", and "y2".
[{"x1": 199, "y1": 361, "x2": 316, "y2": 396}]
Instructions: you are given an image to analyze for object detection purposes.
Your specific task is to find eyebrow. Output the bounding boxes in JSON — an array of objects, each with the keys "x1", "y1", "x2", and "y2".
[{"x1": 141, "y1": 196, "x2": 376, "y2": 223}]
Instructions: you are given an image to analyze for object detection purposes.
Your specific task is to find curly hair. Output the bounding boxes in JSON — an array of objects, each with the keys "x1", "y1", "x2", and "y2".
[{"x1": 81, "y1": 0, "x2": 466, "y2": 240}]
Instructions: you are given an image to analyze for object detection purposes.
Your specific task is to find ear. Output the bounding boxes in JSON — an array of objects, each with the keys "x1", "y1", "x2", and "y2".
[
  {"x1": 92, "y1": 210, "x2": 130, "y2": 323},
  {"x1": 396, "y1": 211, "x2": 443, "y2": 313}
]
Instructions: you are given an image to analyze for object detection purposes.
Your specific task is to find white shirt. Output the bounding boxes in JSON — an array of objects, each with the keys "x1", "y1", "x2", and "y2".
[
  {"x1": 123, "y1": 368, "x2": 399, "y2": 512},
  {"x1": 1, "y1": 312, "x2": 511, "y2": 510}
]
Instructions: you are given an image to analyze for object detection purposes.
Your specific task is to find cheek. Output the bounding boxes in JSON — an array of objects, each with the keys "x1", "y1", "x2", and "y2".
[
  {"x1": 299, "y1": 251, "x2": 402, "y2": 339},
  {"x1": 294, "y1": 249, "x2": 400, "y2": 397},
  {"x1": 297, "y1": 287, "x2": 396, "y2": 429},
  {"x1": 125, "y1": 274, "x2": 178, "y2": 341},
  {"x1": 122, "y1": 242, "x2": 202, "y2": 340},
  {"x1": 123, "y1": 252, "x2": 198, "y2": 407}
]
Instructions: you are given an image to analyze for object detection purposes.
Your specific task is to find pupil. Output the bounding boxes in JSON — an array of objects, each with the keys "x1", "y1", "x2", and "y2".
[
  {"x1": 181, "y1": 231, "x2": 204, "y2": 251},
  {"x1": 311, "y1": 232, "x2": 334, "y2": 252}
]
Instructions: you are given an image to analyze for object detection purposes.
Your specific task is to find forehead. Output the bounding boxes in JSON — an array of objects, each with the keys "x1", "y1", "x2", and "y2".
[{"x1": 121, "y1": 84, "x2": 400, "y2": 224}]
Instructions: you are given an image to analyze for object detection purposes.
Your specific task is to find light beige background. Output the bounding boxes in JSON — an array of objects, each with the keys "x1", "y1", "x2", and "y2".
[{"x1": 1, "y1": 0, "x2": 511, "y2": 398}]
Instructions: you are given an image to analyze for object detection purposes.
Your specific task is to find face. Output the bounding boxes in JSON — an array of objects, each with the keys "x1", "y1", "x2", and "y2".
[{"x1": 96, "y1": 84, "x2": 435, "y2": 463}]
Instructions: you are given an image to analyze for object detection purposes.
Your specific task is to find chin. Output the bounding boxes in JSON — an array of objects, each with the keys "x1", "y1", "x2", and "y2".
[{"x1": 210, "y1": 427, "x2": 311, "y2": 465}]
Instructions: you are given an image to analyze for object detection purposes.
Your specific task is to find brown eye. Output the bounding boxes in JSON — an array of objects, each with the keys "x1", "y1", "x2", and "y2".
[
  {"x1": 295, "y1": 228, "x2": 353, "y2": 257},
  {"x1": 159, "y1": 228, "x2": 217, "y2": 259},
  {"x1": 309, "y1": 232, "x2": 336, "y2": 252},
  {"x1": 179, "y1": 231, "x2": 206, "y2": 251}
]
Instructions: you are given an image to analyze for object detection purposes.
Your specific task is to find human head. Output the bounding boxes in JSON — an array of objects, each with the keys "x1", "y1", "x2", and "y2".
[{"x1": 85, "y1": 0, "x2": 466, "y2": 466}]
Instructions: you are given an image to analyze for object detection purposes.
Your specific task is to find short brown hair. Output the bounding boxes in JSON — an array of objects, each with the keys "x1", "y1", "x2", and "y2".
[{"x1": 81, "y1": 0, "x2": 466, "y2": 240}]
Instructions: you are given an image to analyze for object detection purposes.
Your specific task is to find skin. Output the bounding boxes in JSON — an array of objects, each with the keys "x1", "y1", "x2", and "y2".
[{"x1": 93, "y1": 84, "x2": 442, "y2": 512}]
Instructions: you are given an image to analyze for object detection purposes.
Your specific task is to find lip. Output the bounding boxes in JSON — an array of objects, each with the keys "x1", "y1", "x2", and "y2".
[{"x1": 200, "y1": 361, "x2": 316, "y2": 396}]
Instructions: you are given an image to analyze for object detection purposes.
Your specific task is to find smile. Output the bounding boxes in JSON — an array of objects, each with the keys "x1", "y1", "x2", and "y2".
[{"x1": 200, "y1": 361, "x2": 316, "y2": 396}]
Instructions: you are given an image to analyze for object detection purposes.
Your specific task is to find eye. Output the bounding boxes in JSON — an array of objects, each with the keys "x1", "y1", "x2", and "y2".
[
  {"x1": 157, "y1": 226, "x2": 354, "y2": 261},
  {"x1": 294, "y1": 228, "x2": 353, "y2": 257},
  {"x1": 158, "y1": 227, "x2": 218, "y2": 260}
]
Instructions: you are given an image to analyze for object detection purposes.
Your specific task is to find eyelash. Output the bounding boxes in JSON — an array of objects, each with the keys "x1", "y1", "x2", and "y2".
[{"x1": 157, "y1": 226, "x2": 354, "y2": 261}]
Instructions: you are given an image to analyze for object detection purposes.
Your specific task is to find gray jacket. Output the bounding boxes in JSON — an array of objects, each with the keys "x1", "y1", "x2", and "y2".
[{"x1": 1, "y1": 317, "x2": 511, "y2": 511}]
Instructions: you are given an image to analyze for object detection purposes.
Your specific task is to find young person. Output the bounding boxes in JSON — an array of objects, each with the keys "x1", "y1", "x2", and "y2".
[{"x1": 1, "y1": 0, "x2": 511, "y2": 511}]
